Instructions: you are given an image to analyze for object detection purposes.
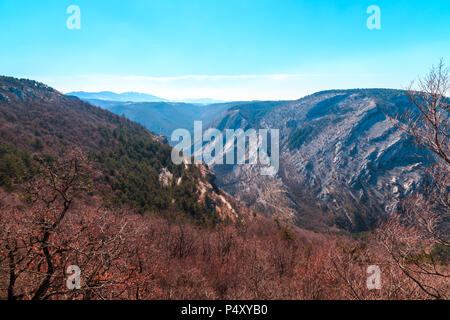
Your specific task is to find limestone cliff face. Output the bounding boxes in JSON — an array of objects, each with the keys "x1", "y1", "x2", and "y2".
[{"x1": 206, "y1": 89, "x2": 432, "y2": 232}]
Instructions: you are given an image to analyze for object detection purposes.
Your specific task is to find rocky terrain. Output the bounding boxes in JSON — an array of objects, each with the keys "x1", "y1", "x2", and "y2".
[{"x1": 205, "y1": 89, "x2": 433, "y2": 231}]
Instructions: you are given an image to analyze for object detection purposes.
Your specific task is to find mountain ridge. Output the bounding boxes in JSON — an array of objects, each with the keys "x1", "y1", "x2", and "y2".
[
  {"x1": 68, "y1": 91, "x2": 227, "y2": 105},
  {"x1": 204, "y1": 88, "x2": 434, "y2": 231}
]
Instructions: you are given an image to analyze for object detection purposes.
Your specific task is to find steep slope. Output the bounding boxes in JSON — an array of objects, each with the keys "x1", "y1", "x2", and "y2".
[
  {"x1": 0, "y1": 76, "x2": 241, "y2": 224},
  {"x1": 206, "y1": 89, "x2": 432, "y2": 232}
]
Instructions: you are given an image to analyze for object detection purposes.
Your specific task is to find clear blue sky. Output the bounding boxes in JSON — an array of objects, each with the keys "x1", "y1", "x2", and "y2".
[{"x1": 1, "y1": 0, "x2": 449, "y2": 100}]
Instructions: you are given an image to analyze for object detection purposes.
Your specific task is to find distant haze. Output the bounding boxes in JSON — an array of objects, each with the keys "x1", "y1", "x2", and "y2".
[
  {"x1": 68, "y1": 91, "x2": 225, "y2": 105},
  {"x1": 67, "y1": 91, "x2": 167, "y2": 103}
]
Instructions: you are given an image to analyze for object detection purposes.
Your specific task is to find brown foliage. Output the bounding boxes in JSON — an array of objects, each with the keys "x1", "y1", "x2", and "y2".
[{"x1": 0, "y1": 142, "x2": 448, "y2": 300}]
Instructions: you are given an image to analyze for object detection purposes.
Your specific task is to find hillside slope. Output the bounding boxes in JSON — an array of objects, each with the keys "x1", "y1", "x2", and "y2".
[
  {"x1": 80, "y1": 98, "x2": 244, "y2": 140},
  {"x1": 0, "y1": 76, "x2": 241, "y2": 224},
  {"x1": 67, "y1": 91, "x2": 167, "y2": 102}
]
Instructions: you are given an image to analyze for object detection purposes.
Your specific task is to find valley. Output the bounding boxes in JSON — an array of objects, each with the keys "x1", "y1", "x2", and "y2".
[{"x1": 71, "y1": 89, "x2": 434, "y2": 232}]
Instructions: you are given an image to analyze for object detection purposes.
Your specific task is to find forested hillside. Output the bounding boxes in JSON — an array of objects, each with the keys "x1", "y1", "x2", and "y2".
[{"x1": 0, "y1": 76, "x2": 237, "y2": 224}]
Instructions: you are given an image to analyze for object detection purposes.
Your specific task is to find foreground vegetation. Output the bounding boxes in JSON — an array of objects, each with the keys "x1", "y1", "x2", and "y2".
[{"x1": 0, "y1": 149, "x2": 447, "y2": 300}]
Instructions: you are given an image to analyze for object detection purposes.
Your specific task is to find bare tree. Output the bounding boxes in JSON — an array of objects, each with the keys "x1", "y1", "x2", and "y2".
[
  {"x1": 0, "y1": 149, "x2": 158, "y2": 300},
  {"x1": 395, "y1": 59, "x2": 449, "y2": 164},
  {"x1": 382, "y1": 60, "x2": 450, "y2": 299}
]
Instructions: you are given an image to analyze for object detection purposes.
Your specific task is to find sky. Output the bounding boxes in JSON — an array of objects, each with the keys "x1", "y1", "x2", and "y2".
[{"x1": 1, "y1": 0, "x2": 449, "y2": 101}]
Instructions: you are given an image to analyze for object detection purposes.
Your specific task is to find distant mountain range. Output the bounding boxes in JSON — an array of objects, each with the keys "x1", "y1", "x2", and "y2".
[
  {"x1": 67, "y1": 91, "x2": 224, "y2": 105},
  {"x1": 67, "y1": 91, "x2": 168, "y2": 102},
  {"x1": 67, "y1": 92, "x2": 229, "y2": 138}
]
